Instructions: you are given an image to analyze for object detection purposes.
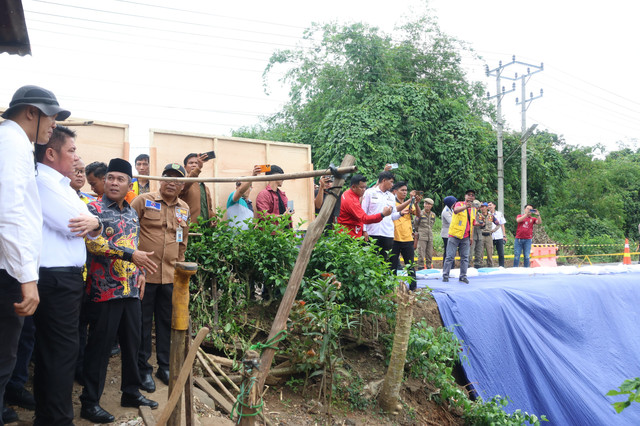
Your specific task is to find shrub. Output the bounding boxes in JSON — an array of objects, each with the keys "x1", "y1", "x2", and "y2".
[
  {"x1": 306, "y1": 226, "x2": 397, "y2": 315},
  {"x1": 185, "y1": 210, "x2": 298, "y2": 347}
]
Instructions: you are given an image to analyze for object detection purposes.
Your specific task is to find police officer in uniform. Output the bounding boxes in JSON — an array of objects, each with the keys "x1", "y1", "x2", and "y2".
[{"x1": 413, "y1": 198, "x2": 436, "y2": 269}]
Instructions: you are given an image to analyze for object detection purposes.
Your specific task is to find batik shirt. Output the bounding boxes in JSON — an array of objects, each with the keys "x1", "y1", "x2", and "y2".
[{"x1": 85, "y1": 196, "x2": 142, "y2": 302}]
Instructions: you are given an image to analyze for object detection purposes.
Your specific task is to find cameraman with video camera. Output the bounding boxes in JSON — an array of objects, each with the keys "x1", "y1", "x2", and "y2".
[{"x1": 513, "y1": 205, "x2": 541, "y2": 267}]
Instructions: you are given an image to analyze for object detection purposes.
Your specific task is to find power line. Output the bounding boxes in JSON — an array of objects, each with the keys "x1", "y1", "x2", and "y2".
[
  {"x1": 109, "y1": 0, "x2": 307, "y2": 30},
  {"x1": 24, "y1": 39, "x2": 284, "y2": 78},
  {"x1": 32, "y1": 0, "x2": 305, "y2": 41},
  {"x1": 28, "y1": 22, "x2": 273, "y2": 63},
  {"x1": 0, "y1": 65, "x2": 288, "y2": 105},
  {"x1": 552, "y1": 66, "x2": 640, "y2": 108},
  {"x1": 25, "y1": 10, "x2": 302, "y2": 50},
  {"x1": 542, "y1": 74, "x2": 640, "y2": 115},
  {"x1": 60, "y1": 94, "x2": 274, "y2": 118},
  {"x1": 57, "y1": 106, "x2": 260, "y2": 130}
]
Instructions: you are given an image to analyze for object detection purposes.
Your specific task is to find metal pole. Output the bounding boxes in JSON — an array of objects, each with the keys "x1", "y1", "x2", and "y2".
[
  {"x1": 496, "y1": 71, "x2": 505, "y2": 213},
  {"x1": 520, "y1": 75, "x2": 527, "y2": 213}
]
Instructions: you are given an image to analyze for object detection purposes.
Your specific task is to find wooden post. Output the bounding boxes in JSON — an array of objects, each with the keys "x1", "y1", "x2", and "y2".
[
  {"x1": 184, "y1": 321, "x2": 194, "y2": 426},
  {"x1": 238, "y1": 154, "x2": 356, "y2": 425},
  {"x1": 168, "y1": 261, "x2": 198, "y2": 426},
  {"x1": 152, "y1": 327, "x2": 210, "y2": 426}
]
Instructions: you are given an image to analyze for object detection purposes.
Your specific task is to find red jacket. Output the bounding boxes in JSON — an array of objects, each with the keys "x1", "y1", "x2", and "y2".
[{"x1": 337, "y1": 189, "x2": 384, "y2": 237}]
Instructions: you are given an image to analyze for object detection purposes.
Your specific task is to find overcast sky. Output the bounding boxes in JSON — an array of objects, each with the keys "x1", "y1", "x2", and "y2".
[{"x1": 3, "y1": 0, "x2": 639, "y2": 158}]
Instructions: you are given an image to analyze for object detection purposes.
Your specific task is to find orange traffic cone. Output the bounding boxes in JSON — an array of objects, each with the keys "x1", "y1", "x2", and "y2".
[{"x1": 623, "y1": 238, "x2": 632, "y2": 265}]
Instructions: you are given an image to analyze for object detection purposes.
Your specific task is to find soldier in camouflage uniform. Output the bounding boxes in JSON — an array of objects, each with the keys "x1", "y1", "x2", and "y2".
[{"x1": 413, "y1": 198, "x2": 436, "y2": 269}]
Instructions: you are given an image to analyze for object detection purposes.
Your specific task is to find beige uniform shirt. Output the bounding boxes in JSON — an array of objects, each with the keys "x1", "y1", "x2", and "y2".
[{"x1": 131, "y1": 192, "x2": 190, "y2": 284}]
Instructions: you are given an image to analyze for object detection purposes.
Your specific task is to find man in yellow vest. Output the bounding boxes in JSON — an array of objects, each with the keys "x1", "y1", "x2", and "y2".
[
  {"x1": 442, "y1": 189, "x2": 477, "y2": 284},
  {"x1": 132, "y1": 154, "x2": 150, "y2": 195}
]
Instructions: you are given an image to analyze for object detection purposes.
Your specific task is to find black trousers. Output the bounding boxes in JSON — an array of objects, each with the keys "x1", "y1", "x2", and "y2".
[
  {"x1": 0, "y1": 270, "x2": 24, "y2": 426},
  {"x1": 493, "y1": 238, "x2": 505, "y2": 267},
  {"x1": 33, "y1": 268, "x2": 83, "y2": 426},
  {"x1": 7, "y1": 315, "x2": 35, "y2": 392},
  {"x1": 371, "y1": 235, "x2": 394, "y2": 265},
  {"x1": 76, "y1": 294, "x2": 89, "y2": 381},
  {"x1": 442, "y1": 237, "x2": 449, "y2": 266},
  {"x1": 139, "y1": 283, "x2": 173, "y2": 375},
  {"x1": 80, "y1": 298, "x2": 142, "y2": 406},
  {"x1": 390, "y1": 241, "x2": 417, "y2": 288}
]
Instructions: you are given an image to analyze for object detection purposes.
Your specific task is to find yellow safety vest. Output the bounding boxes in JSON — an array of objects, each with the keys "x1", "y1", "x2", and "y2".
[{"x1": 448, "y1": 203, "x2": 476, "y2": 240}]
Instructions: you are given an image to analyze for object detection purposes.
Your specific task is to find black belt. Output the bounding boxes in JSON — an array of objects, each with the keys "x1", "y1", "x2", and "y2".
[{"x1": 39, "y1": 266, "x2": 83, "y2": 274}]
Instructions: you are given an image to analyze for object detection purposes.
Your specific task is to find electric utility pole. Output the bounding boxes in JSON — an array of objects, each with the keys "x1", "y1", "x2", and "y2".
[
  {"x1": 486, "y1": 61, "x2": 516, "y2": 214},
  {"x1": 515, "y1": 58, "x2": 543, "y2": 213}
]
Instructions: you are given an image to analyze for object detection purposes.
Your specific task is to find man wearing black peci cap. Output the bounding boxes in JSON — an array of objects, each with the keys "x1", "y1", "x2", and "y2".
[
  {"x1": 0, "y1": 85, "x2": 69, "y2": 424},
  {"x1": 131, "y1": 163, "x2": 190, "y2": 392},
  {"x1": 80, "y1": 158, "x2": 159, "y2": 423}
]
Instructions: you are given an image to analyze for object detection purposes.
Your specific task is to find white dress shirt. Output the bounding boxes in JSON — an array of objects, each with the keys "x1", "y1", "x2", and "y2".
[
  {"x1": 0, "y1": 120, "x2": 43, "y2": 283},
  {"x1": 361, "y1": 186, "x2": 400, "y2": 237},
  {"x1": 491, "y1": 210, "x2": 507, "y2": 240},
  {"x1": 36, "y1": 163, "x2": 91, "y2": 268}
]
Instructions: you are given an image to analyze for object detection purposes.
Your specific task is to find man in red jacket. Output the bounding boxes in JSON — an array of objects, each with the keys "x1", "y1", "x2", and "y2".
[{"x1": 337, "y1": 175, "x2": 391, "y2": 237}]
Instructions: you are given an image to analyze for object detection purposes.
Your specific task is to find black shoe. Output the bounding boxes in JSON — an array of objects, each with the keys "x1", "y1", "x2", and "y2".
[
  {"x1": 121, "y1": 392, "x2": 158, "y2": 409},
  {"x1": 140, "y1": 372, "x2": 156, "y2": 393},
  {"x1": 80, "y1": 404, "x2": 115, "y2": 424},
  {"x1": 2, "y1": 405, "x2": 19, "y2": 424},
  {"x1": 155, "y1": 368, "x2": 170, "y2": 386},
  {"x1": 5, "y1": 386, "x2": 36, "y2": 410},
  {"x1": 459, "y1": 277, "x2": 469, "y2": 284},
  {"x1": 442, "y1": 277, "x2": 449, "y2": 282}
]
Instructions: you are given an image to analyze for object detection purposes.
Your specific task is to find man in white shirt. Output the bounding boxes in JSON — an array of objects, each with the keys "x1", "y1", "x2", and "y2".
[
  {"x1": 361, "y1": 171, "x2": 411, "y2": 263},
  {"x1": 33, "y1": 126, "x2": 102, "y2": 425},
  {"x1": 488, "y1": 202, "x2": 507, "y2": 267},
  {"x1": 0, "y1": 85, "x2": 70, "y2": 424}
]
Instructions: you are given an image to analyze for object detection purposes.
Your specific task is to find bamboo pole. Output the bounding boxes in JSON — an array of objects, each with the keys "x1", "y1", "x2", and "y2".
[
  {"x1": 198, "y1": 348, "x2": 240, "y2": 392},
  {"x1": 237, "y1": 154, "x2": 355, "y2": 425},
  {"x1": 133, "y1": 165, "x2": 356, "y2": 183},
  {"x1": 155, "y1": 327, "x2": 210, "y2": 426},
  {"x1": 196, "y1": 351, "x2": 236, "y2": 402}
]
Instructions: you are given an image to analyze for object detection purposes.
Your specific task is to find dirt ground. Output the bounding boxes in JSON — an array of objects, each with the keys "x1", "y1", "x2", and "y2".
[{"x1": 9, "y1": 292, "x2": 462, "y2": 425}]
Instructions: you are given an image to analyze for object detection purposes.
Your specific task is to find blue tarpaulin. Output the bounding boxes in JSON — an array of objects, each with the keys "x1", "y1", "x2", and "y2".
[{"x1": 428, "y1": 271, "x2": 640, "y2": 425}]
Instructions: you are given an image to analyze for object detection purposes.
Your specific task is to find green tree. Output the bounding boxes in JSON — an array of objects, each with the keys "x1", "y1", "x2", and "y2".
[{"x1": 234, "y1": 14, "x2": 496, "y2": 199}]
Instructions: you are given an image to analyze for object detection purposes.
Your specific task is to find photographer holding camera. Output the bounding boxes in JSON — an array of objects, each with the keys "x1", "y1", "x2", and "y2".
[{"x1": 513, "y1": 205, "x2": 542, "y2": 267}]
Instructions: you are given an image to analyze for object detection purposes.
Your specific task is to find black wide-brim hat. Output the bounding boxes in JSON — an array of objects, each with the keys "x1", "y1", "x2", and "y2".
[{"x1": 2, "y1": 85, "x2": 71, "y2": 121}]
